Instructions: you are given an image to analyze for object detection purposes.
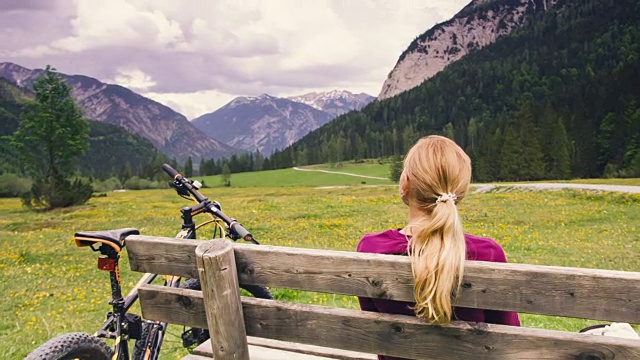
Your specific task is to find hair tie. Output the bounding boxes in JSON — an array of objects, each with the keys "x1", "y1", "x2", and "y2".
[{"x1": 436, "y1": 193, "x2": 457, "y2": 204}]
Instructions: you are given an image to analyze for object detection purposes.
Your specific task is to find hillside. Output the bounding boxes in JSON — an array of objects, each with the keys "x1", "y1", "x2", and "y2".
[
  {"x1": 0, "y1": 80, "x2": 165, "y2": 179},
  {"x1": 378, "y1": 0, "x2": 557, "y2": 100},
  {"x1": 270, "y1": 0, "x2": 640, "y2": 181},
  {"x1": 0, "y1": 79, "x2": 28, "y2": 174},
  {"x1": 0, "y1": 63, "x2": 234, "y2": 162}
]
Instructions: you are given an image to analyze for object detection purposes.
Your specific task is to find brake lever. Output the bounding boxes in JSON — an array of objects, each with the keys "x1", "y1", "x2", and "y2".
[{"x1": 169, "y1": 181, "x2": 190, "y2": 197}]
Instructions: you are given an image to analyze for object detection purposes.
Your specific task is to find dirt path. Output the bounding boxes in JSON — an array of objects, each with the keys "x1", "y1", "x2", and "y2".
[
  {"x1": 292, "y1": 166, "x2": 388, "y2": 180},
  {"x1": 472, "y1": 183, "x2": 640, "y2": 194},
  {"x1": 293, "y1": 167, "x2": 640, "y2": 194}
]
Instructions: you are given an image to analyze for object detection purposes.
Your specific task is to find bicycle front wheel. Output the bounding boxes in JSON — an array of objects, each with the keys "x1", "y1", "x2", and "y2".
[{"x1": 24, "y1": 332, "x2": 112, "y2": 360}]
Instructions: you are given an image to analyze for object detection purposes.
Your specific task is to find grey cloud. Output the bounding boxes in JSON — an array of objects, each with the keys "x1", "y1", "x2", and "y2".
[
  {"x1": 1, "y1": 1, "x2": 459, "y2": 103},
  {"x1": 0, "y1": 0, "x2": 57, "y2": 11},
  {"x1": 0, "y1": 4, "x2": 74, "y2": 52},
  {"x1": 7, "y1": 39, "x2": 377, "y2": 97}
]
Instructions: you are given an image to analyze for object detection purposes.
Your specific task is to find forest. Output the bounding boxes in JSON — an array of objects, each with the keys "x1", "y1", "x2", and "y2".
[{"x1": 267, "y1": 0, "x2": 640, "y2": 182}]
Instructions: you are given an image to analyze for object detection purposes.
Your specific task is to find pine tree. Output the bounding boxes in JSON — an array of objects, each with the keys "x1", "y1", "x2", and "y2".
[
  {"x1": 542, "y1": 116, "x2": 571, "y2": 179},
  {"x1": 184, "y1": 156, "x2": 193, "y2": 177},
  {"x1": 499, "y1": 126, "x2": 523, "y2": 181},
  {"x1": 121, "y1": 161, "x2": 133, "y2": 183},
  {"x1": 221, "y1": 162, "x2": 231, "y2": 187},
  {"x1": 389, "y1": 154, "x2": 404, "y2": 182},
  {"x1": 12, "y1": 65, "x2": 91, "y2": 209},
  {"x1": 518, "y1": 114, "x2": 545, "y2": 180},
  {"x1": 443, "y1": 122, "x2": 456, "y2": 140}
]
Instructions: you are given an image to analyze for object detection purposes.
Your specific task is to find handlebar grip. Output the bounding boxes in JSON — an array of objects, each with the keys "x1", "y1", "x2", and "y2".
[
  {"x1": 162, "y1": 163, "x2": 180, "y2": 179},
  {"x1": 230, "y1": 221, "x2": 253, "y2": 242}
]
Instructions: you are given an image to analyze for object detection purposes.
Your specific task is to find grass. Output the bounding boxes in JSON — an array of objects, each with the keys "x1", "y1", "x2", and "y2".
[
  {"x1": 1, "y1": 184, "x2": 639, "y2": 359},
  {"x1": 197, "y1": 166, "x2": 393, "y2": 188},
  {"x1": 291, "y1": 159, "x2": 640, "y2": 186},
  {"x1": 301, "y1": 160, "x2": 392, "y2": 178}
]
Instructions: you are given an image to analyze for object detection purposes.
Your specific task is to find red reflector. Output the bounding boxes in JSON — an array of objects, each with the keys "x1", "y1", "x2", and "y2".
[{"x1": 98, "y1": 256, "x2": 116, "y2": 271}]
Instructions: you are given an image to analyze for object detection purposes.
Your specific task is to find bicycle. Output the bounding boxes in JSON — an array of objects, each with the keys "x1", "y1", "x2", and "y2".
[{"x1": 24, "y1": 164, "x2": 273, "y2": 360}]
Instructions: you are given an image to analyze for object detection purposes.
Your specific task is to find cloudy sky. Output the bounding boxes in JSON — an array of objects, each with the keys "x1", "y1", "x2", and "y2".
[{"x1": 1, "y1": 0, "x2": 469, "y2": 119}]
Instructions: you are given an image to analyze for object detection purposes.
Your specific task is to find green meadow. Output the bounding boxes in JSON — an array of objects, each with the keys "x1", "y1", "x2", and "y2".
[
  {"x1": 198, "y1": 164, "x2": 392, "y2": 188},
  {"x1": 1, "y1": 167, "x2": 639, "y2": 359}
]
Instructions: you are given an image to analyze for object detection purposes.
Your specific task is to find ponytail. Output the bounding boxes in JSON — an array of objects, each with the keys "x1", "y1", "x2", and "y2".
[
  {"x1": 401, "y1": 135, "x2": 471, "y2": 325},
  {"x1": 408, "y1": 197, "x2": 466, "y2": 324}
]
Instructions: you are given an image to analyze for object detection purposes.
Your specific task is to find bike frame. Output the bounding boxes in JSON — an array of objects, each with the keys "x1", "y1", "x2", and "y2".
[{"x1": 88, "y1": 164, "x2": 249, "y2": 360}]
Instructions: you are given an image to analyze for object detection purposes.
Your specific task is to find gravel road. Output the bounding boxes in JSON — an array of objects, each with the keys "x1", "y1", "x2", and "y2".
[
  {"x1": 472, "y1": 183, "x2": 640, "y2": 194},
  {"x1": 292, "y1": 167, "x2": 639, "y2": 194}
]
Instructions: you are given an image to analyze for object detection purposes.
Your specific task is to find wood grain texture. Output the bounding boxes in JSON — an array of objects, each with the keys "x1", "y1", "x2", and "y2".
[
  {"x1": 194, "y1": 338, "x2": 377, "y2": 360},
  {"x1": 138, "y1": 285, "x2": 208, "y2": 329},
  {"x1": 126, "y1": 235, "x2": 201, "y2": 278},
  {"x1": 125, "y1": 235, "x2": 640, "y2": 322},
  {"x1": 137, "y1": 287, "x2": 640, "y2": 360},
  {"x1": 196, "y1": 239, "x2": 249, "y2": 360},
  {"x1": 180, "y1": 355, "x2": 211, "y2": 360}
]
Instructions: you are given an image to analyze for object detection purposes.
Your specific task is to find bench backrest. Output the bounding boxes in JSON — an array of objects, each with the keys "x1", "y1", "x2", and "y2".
[{"x1": 126, "y1": 235, "x2": 640, "y2": 360}]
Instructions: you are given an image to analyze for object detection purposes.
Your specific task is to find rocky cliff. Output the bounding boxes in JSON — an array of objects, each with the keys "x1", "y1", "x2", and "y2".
[{"x1": 378, "y1": 0, "x2": 556, "y2": 100}]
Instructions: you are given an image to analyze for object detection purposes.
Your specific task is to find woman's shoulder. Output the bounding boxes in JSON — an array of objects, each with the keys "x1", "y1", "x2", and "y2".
[
  {"x1": 464, "y1": 234, "x2": 509, "y2": 263},
  {"x1": 357, "y1": 229, "x2": 408, "y2": 255}
]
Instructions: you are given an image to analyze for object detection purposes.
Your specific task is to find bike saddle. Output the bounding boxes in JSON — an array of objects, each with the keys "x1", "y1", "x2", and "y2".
[{"x1": 74, "y1": 228, "x2": 140, "y2": 252}]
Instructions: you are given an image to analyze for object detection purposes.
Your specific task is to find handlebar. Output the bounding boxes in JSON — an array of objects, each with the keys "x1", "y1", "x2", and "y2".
[
  {"x1": 161, "y1": 163, "x2": 179, "y2": 179},
  {"x1": 162, "y1": 163, "x2": 255, "y2": 243}
]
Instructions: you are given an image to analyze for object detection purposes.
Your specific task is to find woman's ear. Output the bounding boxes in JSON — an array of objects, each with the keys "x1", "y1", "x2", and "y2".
[
  {"x1": 399, "y1": 170, "x2": 410, "y2": 205},
  {"x1": 399, "y1": 170, "x2": 409, "y2": 193}
]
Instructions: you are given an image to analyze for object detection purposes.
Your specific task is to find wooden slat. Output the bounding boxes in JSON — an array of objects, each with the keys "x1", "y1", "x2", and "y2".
[
  {"x1": 138, "y1": 285, "x2": 208, "y2": 328},
  {"x1": 126, "y1": 235, "x2": 201, "y2": 279},
  {"x1": 138, "y1": 286, "x2": 640, "y2": 360},
  {"x1": 126, "y1": 235, "x2": 640, "y2": 322},
  {"x1": 180, "y1": 355, "x2": 211, "y2": 360},
  {"x1": 194, "y1": 338, "x2": 377, "y2": 360},
  {"x1": 248, "y1": 338, "x2": 377, "y2": 360}
]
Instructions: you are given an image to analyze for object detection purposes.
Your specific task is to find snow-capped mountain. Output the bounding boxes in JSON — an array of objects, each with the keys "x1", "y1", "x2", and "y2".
[
  {"x1": 287, "y1": 90, "x2": 375, "y2": 117},
  {"x1": 192, "y1": 94, "x2": 333, "y2": 155},
  {"x1": 0, "y1": 62, "x2": 234, "y2": 161},
  {"x1": 378, "y1": 0, "x2": 557, "y2": 100}
]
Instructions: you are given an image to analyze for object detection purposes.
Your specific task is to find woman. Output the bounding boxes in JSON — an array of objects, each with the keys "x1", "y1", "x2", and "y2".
[{"x1": 357, "y1": 135, "x2": 520, "y2": 360}]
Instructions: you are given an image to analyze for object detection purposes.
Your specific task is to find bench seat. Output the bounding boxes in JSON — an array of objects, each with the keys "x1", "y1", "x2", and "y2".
[
  {"x1": 194, "y1": 337, "x2": 376, "y2": 359},
  {"x1": 125, "y1": 235, "x2": 640, "y2": 360}
]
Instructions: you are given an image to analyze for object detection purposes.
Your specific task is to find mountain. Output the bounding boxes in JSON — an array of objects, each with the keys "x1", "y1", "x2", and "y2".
[
  {"x1": 378, "y1": 0, "x2": 557, "y2": 100},
  {"x1": 0, "y1": 79, "x2": 163, "y2": 178},
  {"x1": 287, "y1": 90, "x2": 375, "y2": 117},
  {"x1": 269, "y1": 0, "x2": 640, "y2": 181},
  {"x1": 0, "y1": 63, "x2": 234, "y2": 161},
  {"x1": 192, "y1": 94, "x2": 334, "y2": 155}
]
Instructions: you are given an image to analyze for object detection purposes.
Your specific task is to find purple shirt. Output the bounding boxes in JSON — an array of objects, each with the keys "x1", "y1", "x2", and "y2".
[{"x1": 356, "y1": 229, "x2": 520, "y2": 360}]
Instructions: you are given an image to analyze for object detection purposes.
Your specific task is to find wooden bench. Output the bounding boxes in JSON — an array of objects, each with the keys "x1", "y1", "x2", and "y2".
[{"x1": 125, "y1": 235, "x2": 640, "y2": 360}]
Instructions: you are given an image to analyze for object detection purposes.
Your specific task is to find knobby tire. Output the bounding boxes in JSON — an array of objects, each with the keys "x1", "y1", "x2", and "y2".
[
  {"x1": 131, "y1": 321, "x2": 155, "y2": 360},
  {"x1": 24, "y1": 332, "x2": 112, "y2": 360}
]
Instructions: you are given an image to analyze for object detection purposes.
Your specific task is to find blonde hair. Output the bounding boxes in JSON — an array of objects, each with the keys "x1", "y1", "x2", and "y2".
[{"x1": 402, "y1": 135, "x2": 471, "y2": 324}]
